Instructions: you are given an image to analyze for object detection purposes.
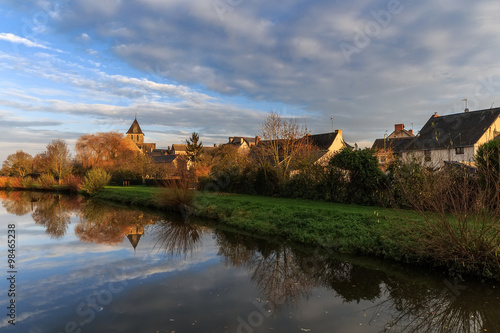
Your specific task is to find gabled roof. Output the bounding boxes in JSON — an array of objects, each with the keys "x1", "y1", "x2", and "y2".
[
  {"x1": 172, "y1": 144, "x2": 187, "y2": 151},
  {"x1": 307, "y1": 132, "x2": 340, "y2": 150},
  {"x1": 372, "y1": 137, "x2": 413, "y2": 153},
  {"x1": 404, "y1": 108, "x2": 500, "y2": 151},
  {"x1": 127, "y1": 118, "x2": 144, "y2": 135},
  {"x1": 307, "y1": 131, "x2": 352, "y2": 150},
  {"x1": 151, "y1": 155, "x2": 178, "y2": 163}
]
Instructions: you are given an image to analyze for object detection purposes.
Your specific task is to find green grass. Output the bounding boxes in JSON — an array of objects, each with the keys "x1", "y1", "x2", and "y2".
[{"x1": 94, "y1": 186, "x2": 422, "y2": 260}]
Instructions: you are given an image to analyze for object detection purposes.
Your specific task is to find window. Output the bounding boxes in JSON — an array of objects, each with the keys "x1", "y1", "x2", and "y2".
[
  {"x1": 456, "y1": 147, "x2": 464, "y2": 155},
  {"x1": 424, "y1": 150, "x2": 431, "y2": 162}
]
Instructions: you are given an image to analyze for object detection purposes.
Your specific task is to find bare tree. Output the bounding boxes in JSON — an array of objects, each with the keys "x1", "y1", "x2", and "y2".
[
  {"x1": 37, "y1": 139, "x2": 72, "y2": 184},
  {"x1": 258, "y1": 111, "x2": 311, "y2": 182}
]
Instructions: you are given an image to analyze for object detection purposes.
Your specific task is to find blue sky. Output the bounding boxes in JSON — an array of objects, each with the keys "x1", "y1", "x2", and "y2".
[{"x1": 1, "y1": 0, "x2": 500, "y2": 162}]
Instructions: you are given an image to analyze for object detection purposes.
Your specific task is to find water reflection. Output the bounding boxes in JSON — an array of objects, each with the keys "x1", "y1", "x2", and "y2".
[
  {"x1": 152, "y1": 219, "x2": 207, "y2": 257},
  {"x1": 76, "y1": 200, "x2": 157, "y2": 248},
  {"x1": 1, "y1": 191, "x2": 81, "y2": 238},
  {"x1": 3, "y1": 191, "x2": 499, "y2": 332},
  {"x1": 213, "y1": 230, "x2": 500, "y2": 332}
]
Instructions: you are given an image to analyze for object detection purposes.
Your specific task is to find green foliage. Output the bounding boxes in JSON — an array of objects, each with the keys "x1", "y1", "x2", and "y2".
[
  {"x1": 185, "y1": 132, "x2": 203, "y2": 163},
  {"x1": 329, "y1": 148, "x2": 387, "y2": 205},
  {"x1": 476, "y1": 137, "x2": 500, "y2": 191},
  {"x1": 82, "y1": 168, "x2": 111, "y2": 195}
]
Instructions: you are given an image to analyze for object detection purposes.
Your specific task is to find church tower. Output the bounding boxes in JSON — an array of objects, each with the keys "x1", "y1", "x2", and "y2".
[{"x1": 126, "y1": 117, "x2": 144, "y2": 145}]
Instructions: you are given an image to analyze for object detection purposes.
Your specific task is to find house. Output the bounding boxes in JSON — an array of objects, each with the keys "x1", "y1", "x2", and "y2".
[
  {"x1": 224, "y1": 136, "x2": 260, "y2": 153},
  {"x1": 307, "y1": 130, "x2": 351, "y2": 166},
  {"x1": 126, "y1": 117, "x2": 156, "y2": 154},
  {"x1": 171, "y1": 144, "x2": 188, "y2": 155},
  {"x1": 371, "y1": 124, "x2": 415, "y2": 171},
  {"x1": 401, "y1": 108, "x2": 500, "y2": 168}
]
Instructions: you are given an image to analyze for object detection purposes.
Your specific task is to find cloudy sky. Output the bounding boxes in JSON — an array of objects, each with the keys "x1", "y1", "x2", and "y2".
[{"x1": 1, "y1": 0, "x2": 500, "y2": 162}]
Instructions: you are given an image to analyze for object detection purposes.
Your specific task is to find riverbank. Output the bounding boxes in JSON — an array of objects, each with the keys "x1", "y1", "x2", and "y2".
[
  {"x1": 94, "y1": 186, "x2": 500, "y2": 280},
  {"x1": 95, "y1": 186, "x2": 419, "y2": 258}
]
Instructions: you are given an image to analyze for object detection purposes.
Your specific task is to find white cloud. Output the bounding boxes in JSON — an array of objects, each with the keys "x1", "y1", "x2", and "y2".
[{"x1": 0, "y1": 32, "x2": 50, "y2": 49}]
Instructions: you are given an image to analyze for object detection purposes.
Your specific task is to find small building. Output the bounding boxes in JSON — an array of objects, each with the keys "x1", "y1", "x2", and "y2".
[
  {"x1": 401, "y1": 108, "x2": 500, "y2": 168},
  {"x1": 307, "y1": 130, "x2": 351, "y2": 166},
  {"x1": 372, "y1": 124, "x2": 415, "y2": 171},
  {"x1": 225, "y1": 136, "x2": 260, "y2": 153},
  {"x1": 171, "y1": 144, "x2": 188, "y2": 155}
]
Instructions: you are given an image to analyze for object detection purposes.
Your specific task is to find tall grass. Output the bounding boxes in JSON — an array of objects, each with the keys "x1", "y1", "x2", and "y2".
[
  {"x1": 392, "y1": 164, "x2": 500, "y2": 278},
  {"x1": 155, "y1": 177, "x2": 196, "y2": 212}
]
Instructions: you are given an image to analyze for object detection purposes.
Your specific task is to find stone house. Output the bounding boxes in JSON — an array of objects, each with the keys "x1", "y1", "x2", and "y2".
[
  {"x1": 371, "y1": 124, "x2": 415, "y2": 171},
  {"x1": 401, "y1": 108, "x2": 500, "y2": 168},
  {"x1": 307, "y1": 130, "x2": 351, "y2": 166}
]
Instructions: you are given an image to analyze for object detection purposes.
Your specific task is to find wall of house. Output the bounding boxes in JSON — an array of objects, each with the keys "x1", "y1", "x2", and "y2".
[
  {"x1": 402, "y1": 146, "x2": 475, "y2": 168},
  {"x1": 474, "y1": 116, "x2": 500, "y2": 154}
]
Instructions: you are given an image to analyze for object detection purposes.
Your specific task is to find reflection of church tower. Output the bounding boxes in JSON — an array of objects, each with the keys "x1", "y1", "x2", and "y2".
[
  {"x1": 124, "y1": 224, "x2": 145, "y2": 251},
  {"x1": 126, "y1": 116, "x2": 144, "y2": 145}
]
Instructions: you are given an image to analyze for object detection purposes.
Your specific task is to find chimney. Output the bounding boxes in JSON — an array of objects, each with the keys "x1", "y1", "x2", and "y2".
[
  {"x1": 214, "y1": 143, "x2": 217, "y2": 147},
  {"x1": 409, "y1": 129, "x2": 413, "y2": 135},
  {"x1": 255, "y1": 136, "x2": 261, "y2": 145},
  {"x1": 433, "y1": 112, "x2": 439, "y2": 117},
  {"x1": 394, "y1": 124, "x2": 404, "y2": 132},
  {"x1": 229, "y1": 137, "x2": 234, "y2": 143}
]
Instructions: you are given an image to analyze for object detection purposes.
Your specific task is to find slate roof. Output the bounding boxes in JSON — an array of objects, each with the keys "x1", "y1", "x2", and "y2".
[
  {"x1": 404, "y1": 108, "x2": 500, "y2": 151},
  {"x1": 307, "y1": 132, "x2": 340, "y2": 150},
  {"x1": 172, "y1": 144, "x2": 187, "y2": 151},
  {"x1": 151, "y1": 155, "x2": 178, "y2": 163},
  {"x1": 372, "y1": 137, "x2": 413, "y2": 153},
  {"x1": 127, "y1": 118, "x2": 144, "y2": 135}
]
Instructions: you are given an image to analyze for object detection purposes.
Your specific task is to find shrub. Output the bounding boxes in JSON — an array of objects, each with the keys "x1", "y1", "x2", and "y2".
[
  {"x1": 9, "y1": 177, "x2": 22, "y2": 189},
  {"x1": 329, "y1": 148, "x2": 386, "y2": 205},
  {"x1": 21, "y1": 176, "x2": 34, "y2": 189},
  {"x1": 63, "y1": 174, "x2": 83, "y2": 192},
  {"x1": 38, "y1": 174, "x2": 56, "y2": 189},
  {"x1": 0, "y1": 176, "x2": 11, "y2": 189},
  {"x1": 81, "y1": 168, "x2": 111, "y2": 195},
  {"x1": 156, "y1": 178, "x2": 196, "y2": 212}
]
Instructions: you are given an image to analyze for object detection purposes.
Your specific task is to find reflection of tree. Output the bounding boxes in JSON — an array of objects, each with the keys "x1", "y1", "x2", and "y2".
[
  {"x1": 1, "y1": 191, "x2": 37, "y2": 216},
  {"x1": 215, "y1": 232, "x2": 314, "y2": 310},
  {"x1": 31, "y1": 194, "x2": 81, "y2": 238},
  {"x1": 152, "y1": 219, "x2": 206, "y2": 256},
  {"x1": 76, "y1": 200, "x2": 158, "y2": 247},
  {"x1": 366, "y1": 278, "x2": 500, "y2": 333}
]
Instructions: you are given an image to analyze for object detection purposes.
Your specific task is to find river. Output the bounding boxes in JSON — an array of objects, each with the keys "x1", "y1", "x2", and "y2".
[{"x1": 0, "y1": 191, "x2": 499, "y2": 333}]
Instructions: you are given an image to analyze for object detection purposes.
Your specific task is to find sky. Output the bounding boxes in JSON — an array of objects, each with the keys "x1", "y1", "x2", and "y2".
[{"x1": 2, "y1": 0, "x2": 500, "y2": 162}]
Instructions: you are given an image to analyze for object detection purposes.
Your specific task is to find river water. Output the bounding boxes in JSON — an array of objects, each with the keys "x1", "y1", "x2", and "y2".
[{"x1": 0, "y1": 191, "x2": 499, "y2": 333}]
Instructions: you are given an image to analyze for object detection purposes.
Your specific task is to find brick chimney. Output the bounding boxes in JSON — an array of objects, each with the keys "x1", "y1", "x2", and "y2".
[
  {"x1": 394, "y1": 124, "x2": 404, "y2": 132},
  {"x1": 409, "y1": 129, "x2": 413, "y2": 135},
  {"x1": 255, "y1": 136, "x2": 261, "y2": 145}
]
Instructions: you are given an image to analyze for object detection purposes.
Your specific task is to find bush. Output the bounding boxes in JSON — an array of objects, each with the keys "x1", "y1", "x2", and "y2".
[
  {"x1": 63, "y1": 174, "x2": 83, "y2": 192},
  {"x1": 0, "y1": 176, "x2": 11, "y2": 189},
  {"x1": 329, "y1": 148, "x2": 386, "y2": 205},
  {"x1": 38, "y1": 174, "x2": 56, "y2": 189},
  {"x1": 156, "y1": 178, "x2": 196, "y2": 212},
  {"x1": 20, "y1": 177, "x2": 34, "y2": 189},
  {"x1": 81, "y1": 169, "x2": 111, "y2": 195}
]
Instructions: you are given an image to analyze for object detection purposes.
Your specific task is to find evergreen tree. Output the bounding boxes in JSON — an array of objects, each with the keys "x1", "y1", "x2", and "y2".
[{"x1": 185, "y1": 132, "x2": 203, "y2": 164}]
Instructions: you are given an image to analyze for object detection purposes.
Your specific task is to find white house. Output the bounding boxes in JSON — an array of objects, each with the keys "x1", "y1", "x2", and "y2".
[{"x1": 401, "y1": 108, "x2": 500, "y2": 168}]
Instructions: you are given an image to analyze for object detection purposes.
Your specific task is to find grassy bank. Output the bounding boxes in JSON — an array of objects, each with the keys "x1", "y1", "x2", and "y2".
[
  {"x1": 95, "y1": 186, "x2": 420, "y2": 258},
  {"x1": 93, "y1": 186, "x2": 500, "y2": 280}
]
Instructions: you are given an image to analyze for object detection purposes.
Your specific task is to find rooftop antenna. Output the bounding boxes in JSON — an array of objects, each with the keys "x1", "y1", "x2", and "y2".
[
  {"x1": 491, "y1": 102, "x2": 495, "y2": 109},
  {"x1": 462, "y1": 98, "x2": 469, "y2": 112},
  {"x1": 330, "y1": 117, "x2": 334, "y2": 132}
]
